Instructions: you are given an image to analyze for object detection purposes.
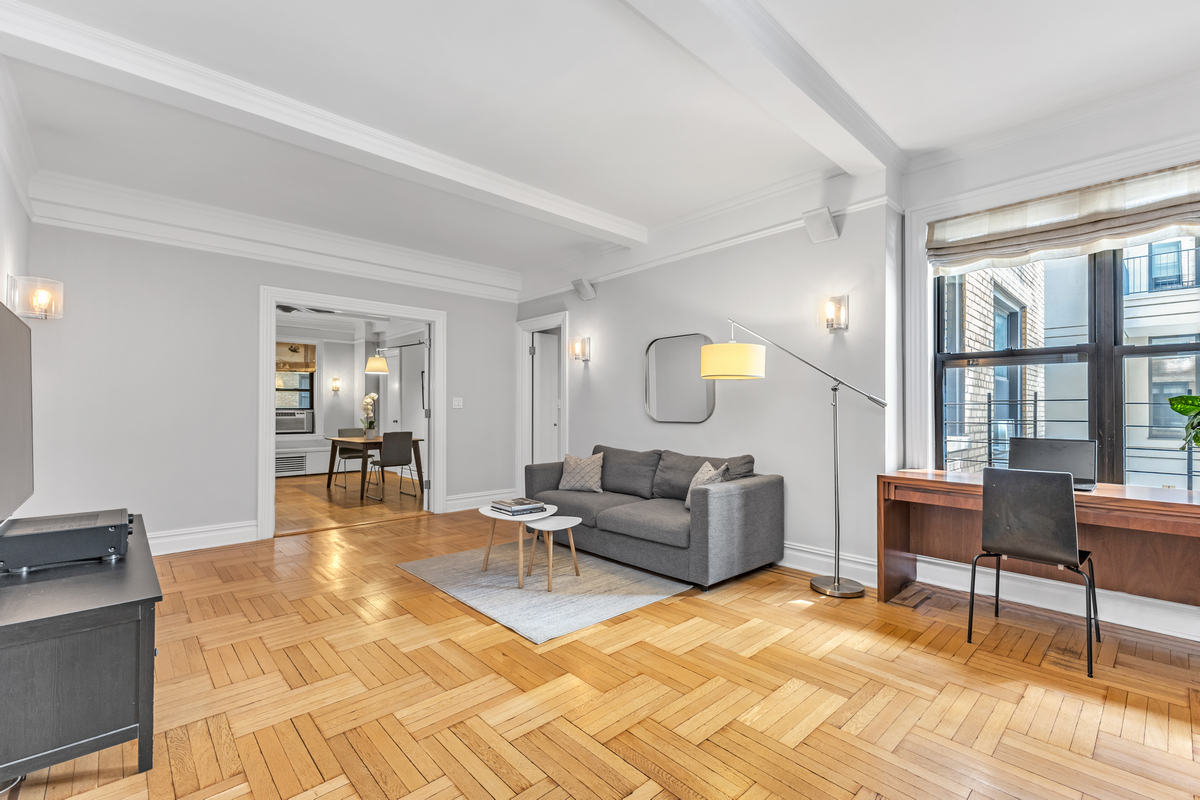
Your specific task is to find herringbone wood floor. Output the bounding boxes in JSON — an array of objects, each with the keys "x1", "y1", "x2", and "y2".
[
  {"x1": 18, "y1": 510, "x2": 1200, "y2": 800},
  {"x1": 274, "y1": 473, "x2": 426, "y2": 536}
]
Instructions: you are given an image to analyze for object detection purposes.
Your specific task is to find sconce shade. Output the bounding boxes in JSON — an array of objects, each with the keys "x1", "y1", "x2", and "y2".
[
  {"x1": 825, "y1": 295, "x2": 849, "y2": 331},
  {"x1": 365, "y1": 355, "x2": 389, "y2": 374},
  {"x1": 569, "y1": 336, "x2": 591, "y2": 362},
  {"x1": 331, "y1": 377, "x2": 341, "y2": 392},
  {"x1": 700, "y1": 342, "x2": 766, "y2": 380},
  {"x1": 8, "y1": 275, "x2": 63, "y2": 319}
]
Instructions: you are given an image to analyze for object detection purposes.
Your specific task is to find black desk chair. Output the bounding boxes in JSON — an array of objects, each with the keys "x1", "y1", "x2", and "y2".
[
  {"x1": 367, "y1": 431, "x2": 417, "y2": 501},
  {"x1": 969, "y1": 467, "x2": 1101, "y2": 676},
  {"x1": 334, "y1": 427, "x2": 366, "y2": 488}
]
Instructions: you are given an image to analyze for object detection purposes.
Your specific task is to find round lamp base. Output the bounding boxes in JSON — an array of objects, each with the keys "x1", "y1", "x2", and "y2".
[{"x1": 809, "y1": 575, "x2": 865, "y2": 598}]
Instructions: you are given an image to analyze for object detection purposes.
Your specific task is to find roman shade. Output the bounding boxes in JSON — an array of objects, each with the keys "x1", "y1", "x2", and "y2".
[{"x1": 927, "y1": 161, "x2": 1200, "y2": 276}]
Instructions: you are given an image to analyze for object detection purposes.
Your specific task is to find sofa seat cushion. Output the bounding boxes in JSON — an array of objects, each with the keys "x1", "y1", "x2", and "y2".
[
  {"x1": 592, "y1": 445, "x2": 662, "y2": 499},
  {"x1": 653, "y1": 449, "x2": 755, "y2": 500},
  {"x1": 532, "y1": 490, "x2": 642, "y2": 528},
  {"x1": 596, "y1": 498, "x2": 690, "y2": 548}
]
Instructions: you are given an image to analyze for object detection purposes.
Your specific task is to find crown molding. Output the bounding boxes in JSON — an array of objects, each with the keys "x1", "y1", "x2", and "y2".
[
  {"x1": 29, "y1": 171, "x2": 522, "y2": 302},
  {"x1": 906, "y1": 69, "x2": 1200, "y2": 176},
  {"x1": 520, "y1": 192, "x2": 895, "y2": 302},
  {"x1": 0, "y1": 55, "x2": 34, "y2": 214},
  {"x1": 0, "y1": 0, "x2": 647, "y2": 246}
]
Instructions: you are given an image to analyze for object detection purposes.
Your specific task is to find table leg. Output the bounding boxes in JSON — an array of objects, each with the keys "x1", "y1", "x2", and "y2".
[
  {"x1": 567, "y1": 528, "x2": 579, "y2": 576},
  {"x1": 517, "y1": 523, "x2": 524, "y2": 590},
  {"x1": 482, "y1": 519, "x2": 497, "y2": 571},
  {"x1": 546, "y1": 530, "x2": 553, "y2": 592},
  {"x1": 413, "y1": 440, "x2": 425, "y2": 495},
  {"x1": 326, "y1": 441, "x2": 338, "y2": 488},
  {"x1": 527, "y1": 531, "x2": 538, "y2": 577},
  {"x1": 359, "y1": 444, "x2": 370, "y2": 501}
]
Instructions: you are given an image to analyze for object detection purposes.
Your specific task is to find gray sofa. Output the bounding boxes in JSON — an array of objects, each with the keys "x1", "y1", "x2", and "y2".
[{"x1": 524, "y1": 444, "x2": 784, "y2": 588}]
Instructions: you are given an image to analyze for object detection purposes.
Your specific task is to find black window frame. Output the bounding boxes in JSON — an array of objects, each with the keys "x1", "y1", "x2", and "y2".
[
  {"x1": 275, "y1": 370, "x2": 314, "y2": 411},
  {"x1": 935, "y1": 248, "x2": 1200, "y2": 483}
]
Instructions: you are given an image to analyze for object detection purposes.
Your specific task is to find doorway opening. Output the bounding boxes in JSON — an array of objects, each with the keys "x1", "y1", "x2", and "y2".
[
  {"x1": 517, "y1": 312, "x2": 569, "y2": 482},
  {"x1": 259, "y1": 287, "x2": 447, "y2": 540}
]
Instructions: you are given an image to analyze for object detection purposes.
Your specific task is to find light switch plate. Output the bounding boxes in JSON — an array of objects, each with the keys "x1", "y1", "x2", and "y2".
[{"x1": 452, "y1": 397, "x2": 463, "y2": 408}]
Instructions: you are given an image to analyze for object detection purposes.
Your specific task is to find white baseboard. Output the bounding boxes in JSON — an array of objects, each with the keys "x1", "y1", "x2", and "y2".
[
  {"x1": 444, "y1": 488, "x2": 518, "y2": 513},
  {"x1": 148, "y1": 520, "x2": 258, "y2": 556},
  {"x1": 778, "y1": 542, "x2": 1200, "y2": 642},
  {"x1": 778, "y1": 542, "x2": 879, "y2": 588}
]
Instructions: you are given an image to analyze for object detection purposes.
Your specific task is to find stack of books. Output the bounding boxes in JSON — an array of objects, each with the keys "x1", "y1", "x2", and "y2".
[{"x1": 490, "y1": 498, "x2": 546, "y2": 516}]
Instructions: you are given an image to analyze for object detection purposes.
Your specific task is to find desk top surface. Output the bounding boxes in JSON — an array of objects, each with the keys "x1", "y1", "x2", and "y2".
[
  {"x1": 0, "y1": 514, "x2": 162, "y2": 627},
  {"x1": 326, "y1": 436, "x2": 424, "y2": 444},
  {"x1": 883, "y1": 469, "x2": 1200, "y2": 509}
]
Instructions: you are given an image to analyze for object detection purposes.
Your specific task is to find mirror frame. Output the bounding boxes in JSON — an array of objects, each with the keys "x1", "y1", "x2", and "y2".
[{"x1": 644, "y1": 333, "x2": 716, "y2": 423}]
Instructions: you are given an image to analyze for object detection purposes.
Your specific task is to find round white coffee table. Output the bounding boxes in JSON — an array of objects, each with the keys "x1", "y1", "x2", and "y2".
[
  {"x1": 523, "y1": 516, "x2": 583, "y2": 592},
  {"x1": 478, "y1": 504, "x2": 557, "y2": 589}
]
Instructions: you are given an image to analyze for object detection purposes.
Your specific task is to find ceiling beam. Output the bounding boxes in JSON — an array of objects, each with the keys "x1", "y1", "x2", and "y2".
[
  {"x1": 0, "y1": 0, "x2": 648, "y2": 246},
  {"x1": 623, "y1": 0, "x2": 901, "y2": 176}
]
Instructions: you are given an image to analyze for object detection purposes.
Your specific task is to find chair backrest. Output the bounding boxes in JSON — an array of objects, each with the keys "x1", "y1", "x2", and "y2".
[
  {"x1": 338, "y1": 427, "x2": 362, "y2": 438},
  {"x1": 982, "y1": 467, "x2": 1080, "y2": 566},
  {"x1": 375, "y1": 431, "x2": 414, "y2": 467}
]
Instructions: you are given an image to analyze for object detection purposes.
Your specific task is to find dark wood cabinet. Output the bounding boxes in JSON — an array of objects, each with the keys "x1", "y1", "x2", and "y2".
[{"x1": 0, "y1": 515, "x2": 161, "y2": 780}]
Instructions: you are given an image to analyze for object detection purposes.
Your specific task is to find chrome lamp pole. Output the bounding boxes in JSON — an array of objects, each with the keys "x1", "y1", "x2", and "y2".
[{"x1": 701, "y1": 319, "x2": 887, "y2": 599}]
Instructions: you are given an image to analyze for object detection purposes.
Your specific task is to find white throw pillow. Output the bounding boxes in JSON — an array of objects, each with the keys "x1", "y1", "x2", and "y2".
[
  {"x1": 685, "y1": 461, "x2": 729, "y2": 509},
  {"x1": 559, "y1": 452, "x2": 604, "y2": 492}
]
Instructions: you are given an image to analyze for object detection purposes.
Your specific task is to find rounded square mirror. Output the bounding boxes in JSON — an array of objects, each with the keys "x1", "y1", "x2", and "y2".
[{"x1": 645, "y1": 333, "x2": 715, "y2": 423}]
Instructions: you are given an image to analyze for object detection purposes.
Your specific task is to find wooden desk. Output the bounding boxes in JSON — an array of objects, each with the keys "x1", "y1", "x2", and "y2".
[
  {"x1": 324, "y1": 436, "x2": 424, "y2": 501},
  {"x1": 878, "y1": 470, "x2": 1200, "y2": 605},
  {"x1": 0, "y1": 515, "x2": 161, "y2": 780}
]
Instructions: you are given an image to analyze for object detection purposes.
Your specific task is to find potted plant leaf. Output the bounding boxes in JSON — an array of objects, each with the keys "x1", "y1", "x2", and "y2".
[{"x1": 1168, "y1": 395, "x2": 1200, "y2": 449}]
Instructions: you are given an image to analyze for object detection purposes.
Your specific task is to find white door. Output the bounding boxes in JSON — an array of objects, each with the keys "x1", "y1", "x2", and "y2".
[
  {"x1": 532, "y1": 331, "x2": 560, "y2": 463},
  {"x1": 383, "y1": 354, "x2": 401, "y2": 433}
]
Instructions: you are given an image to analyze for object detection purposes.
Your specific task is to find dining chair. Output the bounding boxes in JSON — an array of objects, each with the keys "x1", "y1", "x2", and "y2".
[
  {"x1": 367, "y1": 431, "x2": 417, "y2": 501},
  {"x1": 969, "y1": 467, "x2": 1101, "y2": 676},
  {"x1": 333, "y1": 427, "x2": 367, "y2": 488}
]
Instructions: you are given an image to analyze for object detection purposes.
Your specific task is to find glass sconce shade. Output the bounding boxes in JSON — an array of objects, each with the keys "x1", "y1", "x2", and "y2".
[
  {"x1": 331, "y1": 377, "x2": 341, "y2": 392},
  {"x1": 8, "y1": 276, "x2": 63, "y2": 319},
  {"x1": 570, "y1": 336, "x2": 591, "y2": 362},
  {"x1": 825, "y1": 295, "x2": 849, "y2": 331}
]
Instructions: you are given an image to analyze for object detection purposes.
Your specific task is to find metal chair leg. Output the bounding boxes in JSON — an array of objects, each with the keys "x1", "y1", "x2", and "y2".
[
  {"x1": 1087, "y1": 558, "x2": 1101, "y2": 642},
  {"x1": 994, "y1": 554, "x2": 1001, "y2": 617},
  {"x1": 968, "y1": 554, "x2": 980, "y2": 643},
  {"x1": 366, "y1": 463, "x2": 384, "y2": 501}
]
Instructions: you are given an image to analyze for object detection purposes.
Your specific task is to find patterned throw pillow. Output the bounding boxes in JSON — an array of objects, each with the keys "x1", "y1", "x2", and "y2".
[
  {"x1": 559, "y1": 452, "x2": 604, "y2": 492},
  {"x1": 685, "y1": 461, "x2": 730, "y2": 509}
]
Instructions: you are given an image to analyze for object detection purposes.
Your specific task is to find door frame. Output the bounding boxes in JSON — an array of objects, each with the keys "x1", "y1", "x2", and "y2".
[
  {"x1": 516, "y1": 312, "x2": 569, "y2": 488},
  {"x1": 259, "y1": 286, "x2": 448, "y2": 539}
]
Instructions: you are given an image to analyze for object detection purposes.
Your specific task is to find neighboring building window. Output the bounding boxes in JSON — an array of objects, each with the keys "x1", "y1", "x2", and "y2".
[
  {"x1": 1150, "y1": 241, "x2": 1183, "y2": 290},
  {"x1": 1147, "y1": 336, "x2": 1199, "y2": 439}
]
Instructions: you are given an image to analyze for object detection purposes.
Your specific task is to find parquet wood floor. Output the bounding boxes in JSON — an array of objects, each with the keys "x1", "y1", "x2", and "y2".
[
  {"x1": 19, "y1": 510, "x2": 1200, "y2": 800},
  {"x1": 274, "y1": 473, "x2": 426, "y2": 536}
]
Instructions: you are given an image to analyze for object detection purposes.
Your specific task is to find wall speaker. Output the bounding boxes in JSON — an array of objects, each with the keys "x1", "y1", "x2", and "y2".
[
  {"x1": 572, "y1": 278, "x2": 597, "y2": 301},
  {"x1": 802, "y1": 206, "x2": 839, "y2": 243}
]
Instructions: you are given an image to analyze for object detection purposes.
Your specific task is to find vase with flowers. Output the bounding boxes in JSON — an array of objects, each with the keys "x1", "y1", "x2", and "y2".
[{"x1": 361, "y1": 392, "x2": 379, "y2": 438}]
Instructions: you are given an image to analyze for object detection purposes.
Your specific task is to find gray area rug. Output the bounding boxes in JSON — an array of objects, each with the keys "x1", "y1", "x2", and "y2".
[{"x1": 397, "y1": 540, "x2": 690, "y2": 644}]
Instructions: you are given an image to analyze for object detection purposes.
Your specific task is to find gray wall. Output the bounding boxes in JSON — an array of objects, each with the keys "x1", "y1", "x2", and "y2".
[
  {"x1": 0, "y1": 171, "x2": 27, "y2": 301},
  {"x1": 16, "y1": 225, "x2": 518, "y2": 533},
  {"x1": 518, "y1": 205, "x2": 895, "y2": 567}
]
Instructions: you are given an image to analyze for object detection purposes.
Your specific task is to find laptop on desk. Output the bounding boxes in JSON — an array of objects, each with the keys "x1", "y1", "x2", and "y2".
[{"x1": 1008, "y1": 437, "x2": 1098, "y2": 491}]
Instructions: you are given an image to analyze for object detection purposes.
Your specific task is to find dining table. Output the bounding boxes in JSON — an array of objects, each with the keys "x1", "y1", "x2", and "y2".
[{"x1": 324, "y1": 435, "x2": 424, "y2": 502}]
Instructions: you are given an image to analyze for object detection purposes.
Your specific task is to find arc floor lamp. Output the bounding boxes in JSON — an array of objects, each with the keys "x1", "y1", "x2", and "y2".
[{"x1": 701, "y1": 319, "x2": 887, "y2": 598}]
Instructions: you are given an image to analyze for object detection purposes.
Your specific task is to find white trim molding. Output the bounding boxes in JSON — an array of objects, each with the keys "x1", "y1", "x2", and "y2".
[
  {"x1": 259, "y1": 286, "x2": 449, "y2": 540},
  {"x1": 30, "y1": 172, "x2": 522, "y2": 303},
  {"x1": 780, "y1": 541, "x2": 1200, "y2": 643},
  {"x1": 0, "y1": 55, "x2": 33, "y2": 214},
  {"x1": 445, "y1": 489, "x2": 520, "y2": 514},
  {"x1": 516, "y1": 312, "x2": 569, "y2": 485},
  {"x1": 147, "y1": 520, "x2": 257, "y2": 556},
  {"x1": 0, "y1": 0, "x2": 646, "y2": 245}
]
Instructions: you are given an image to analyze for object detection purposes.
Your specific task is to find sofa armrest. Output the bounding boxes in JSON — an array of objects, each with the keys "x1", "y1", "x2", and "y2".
[
  {"x1": 525, "y1": 461, "x2": 564, "y2": 498},
  {"x1": 689, "y1": 474, "x2": 785, "y2": 586}
]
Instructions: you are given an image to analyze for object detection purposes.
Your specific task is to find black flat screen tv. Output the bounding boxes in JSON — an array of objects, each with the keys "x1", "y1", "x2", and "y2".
[{"x1": 0, "y1": 299, "x2": 33, "y2": 521}]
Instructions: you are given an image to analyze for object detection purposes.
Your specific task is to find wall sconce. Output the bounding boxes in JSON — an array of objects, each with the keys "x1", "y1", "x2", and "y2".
[
  {"x1": 7, "y1": 275, "x2": 63, "y2": 319},
  {"x1": 331, "y1": 377, "x2": 341, "y2": 392},
  {"x1": 824, "y1": 295, "x2": 849, "y2": 331},
  {"x1": 570, "y1": 336, "x2": 591, "y2": 362}
]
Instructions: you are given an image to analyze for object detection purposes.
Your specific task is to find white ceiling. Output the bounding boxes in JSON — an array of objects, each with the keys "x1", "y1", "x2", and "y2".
[
  {"x1": 5, "y1": 0, "x2": 1200, "y2": 294},
  {"x1": 759, "y1": 0, "x2": 1200, "y2": 155}
]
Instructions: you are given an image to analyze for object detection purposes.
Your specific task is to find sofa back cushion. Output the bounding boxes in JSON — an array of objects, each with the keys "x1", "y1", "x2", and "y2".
[
  {"x1": 592, "y1": 445, "x2": 662, "y2": 499},
  {"x1": 653, "y1": 449, "x2": 755, "y2": 500}
]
